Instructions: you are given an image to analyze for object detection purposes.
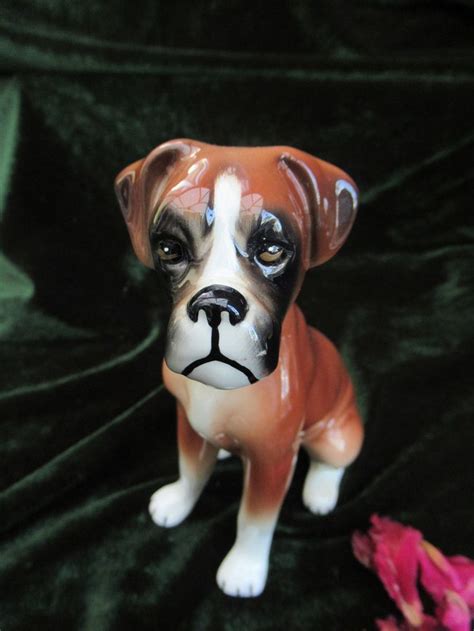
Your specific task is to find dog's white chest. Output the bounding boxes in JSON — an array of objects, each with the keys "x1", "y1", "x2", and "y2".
[{"x1": 184, "y1": 379, "x2": 228, "y2": 441}]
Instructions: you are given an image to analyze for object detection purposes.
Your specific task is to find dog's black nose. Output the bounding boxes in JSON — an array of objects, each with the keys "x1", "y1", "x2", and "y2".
[{"x1": 187, "y1": 285, "x2": 248, "y2": 327}]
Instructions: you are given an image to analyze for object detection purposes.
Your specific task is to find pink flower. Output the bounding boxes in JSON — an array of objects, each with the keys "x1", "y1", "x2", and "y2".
[
  {"x1": 353, "y1": 515, "x2": 424, "y2": 626},
  {"x1": 376, "y1": 615, "x2": 403, "y2": 631},
  {"x1": 375, "y1": 614, "x2": 438, "y2": 631},
  {"x1": 419, "y1": 541, "x2": 474, "y2": 631},
  {"x1": 352, "y1": 515, "x2": 474, "y2": 631}
]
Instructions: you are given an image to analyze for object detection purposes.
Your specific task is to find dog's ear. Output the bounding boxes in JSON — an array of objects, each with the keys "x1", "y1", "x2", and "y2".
[
  {"x1": 115, "y1": 139, "x2": 198, "y2": 268},
  {"x1": 279, "y1": 151, "x2": 358, "y2": 268}
]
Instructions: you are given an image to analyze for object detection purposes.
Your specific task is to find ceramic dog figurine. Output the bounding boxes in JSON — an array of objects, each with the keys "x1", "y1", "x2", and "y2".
[{"x1": 115, "y1": 139, "x2": 364, "y2": 597}]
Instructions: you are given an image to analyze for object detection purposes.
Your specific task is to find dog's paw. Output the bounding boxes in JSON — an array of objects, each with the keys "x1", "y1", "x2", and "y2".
[
  {"x1": 149, "y1": 481, "x2": 197, "y2": 528},
  {"x1": 302, "y1": 462, "x2": 345, "y2": 515},
  {"x1": 216, "y1": 546, "x2": 269, "y2": 597}
]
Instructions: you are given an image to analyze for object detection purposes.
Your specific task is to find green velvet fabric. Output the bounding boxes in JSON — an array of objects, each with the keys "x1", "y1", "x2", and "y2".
[{"x1": 1, "y1": 3, "x2": 473, "y2": 629}]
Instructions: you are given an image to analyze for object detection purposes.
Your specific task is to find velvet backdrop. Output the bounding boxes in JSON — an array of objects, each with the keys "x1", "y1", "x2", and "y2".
[{"x1": 0, "y1": 2, "x2": 473, "y2": 629}]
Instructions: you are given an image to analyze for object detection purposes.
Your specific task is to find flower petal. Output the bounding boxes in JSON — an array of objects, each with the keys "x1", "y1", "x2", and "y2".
[
  {"x1": 436, "y1": 589, "x2": 470, "y2": 631},
  {"x1": 352, "y1": 516, "x2": 474, "y2": 631},
  {"x1": 375, "y1": 614, "x2": 439, "y2": 631},
  {"x1": 376, "y1": 616, "x2": 402, "y2": 631},
  {"x1": 419, "y1": 540, "x2": 463, "y2": 603},
  {"x1": 369, "y1": 516, "x2": 424, "y2": 626},
  {"x1": 419, "y1": 540, "x2": 474, "y2": 619},
  {"x1": 448, "y1": 556, "x2": 474, "y2": 608},
  {"x1": 352, "y1": 530, "x2": 375, "y2": 569}
]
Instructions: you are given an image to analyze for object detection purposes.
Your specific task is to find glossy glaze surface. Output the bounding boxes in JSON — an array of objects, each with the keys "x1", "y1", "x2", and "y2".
[
  {"x1": 163, "y1": 302, "x2": 363, "y2": 503},
  {"x1": 115, "y1": 139, "x2": 363, "y2": 597},
  {"x1": 116, "y1": 139, "x2": 358, "y2": 390}
]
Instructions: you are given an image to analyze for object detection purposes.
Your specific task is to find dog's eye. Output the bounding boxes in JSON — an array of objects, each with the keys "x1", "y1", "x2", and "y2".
[
  {"x1": 257, "y1": 244, "x2": 284, "y2": 265},
  {"x1": 156, "y1": 239, "x2": 185, "y2": 264}
]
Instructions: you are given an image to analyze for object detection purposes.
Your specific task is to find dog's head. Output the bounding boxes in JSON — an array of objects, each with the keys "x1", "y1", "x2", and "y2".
[{"x1": 115, "y1": 139, "x2": 358, "y2": 390}]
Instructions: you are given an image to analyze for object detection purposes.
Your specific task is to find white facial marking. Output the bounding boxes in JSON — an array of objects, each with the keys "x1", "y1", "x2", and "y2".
[
  {"x1": 167, "y1": 307, "x2": 212, "y2": 365},
  {"x1": 200, "y1": 172, "x2": 242, "y2": 286},
  {"x1": 187, "y1": 361, "x2": 250, "y2": 390}
]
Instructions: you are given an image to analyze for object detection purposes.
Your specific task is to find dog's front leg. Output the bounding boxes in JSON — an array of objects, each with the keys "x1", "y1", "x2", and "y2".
[
  {"x1": 216, "y1": 449, "x2": 296, "y2": 597},
  {"x1": 149, "y1": 402, "x2": 218, "y2": 528}
]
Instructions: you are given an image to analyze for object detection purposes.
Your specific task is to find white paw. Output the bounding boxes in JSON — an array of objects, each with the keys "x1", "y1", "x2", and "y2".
[
  {"x1": 216, "y1": 546, "x2": 269, "y2": 597},
  {"x1": 303, "y1": 463, "x2": 345, "y2": 516},
  {"x1": 149, "y1": 481, "x2": 197, "y2": 528}
]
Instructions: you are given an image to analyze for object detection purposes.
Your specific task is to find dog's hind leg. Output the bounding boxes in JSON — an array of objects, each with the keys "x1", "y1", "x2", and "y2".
[
  {"x1": 302, "y1": 391, "x2": 363, "y2": 515},
  {"x1": 149, "y1": 402, "x2": 218, "y2": 528}
]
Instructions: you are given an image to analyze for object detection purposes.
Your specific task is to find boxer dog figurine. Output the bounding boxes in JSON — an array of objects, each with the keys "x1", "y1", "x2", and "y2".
[{"x1": 115, "y1": 139, "x2": 364, "y2": 597}]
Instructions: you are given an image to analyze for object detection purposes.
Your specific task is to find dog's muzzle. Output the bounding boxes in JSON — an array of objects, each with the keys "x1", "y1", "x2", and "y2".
[
  {"x1": 182, "y1": 284, "x2": 257, "y2": 385},
  {"x1": 165, "y1": 284, "x2": 277, "y2": 389}
]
